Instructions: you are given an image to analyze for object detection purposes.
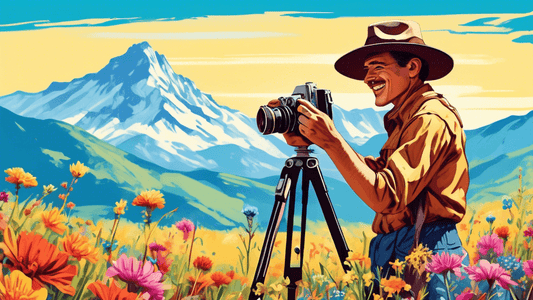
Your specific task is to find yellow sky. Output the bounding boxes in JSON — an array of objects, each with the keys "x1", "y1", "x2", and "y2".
[{"x1": 1, "y1": 12, "x2": 532, "y2": 129}]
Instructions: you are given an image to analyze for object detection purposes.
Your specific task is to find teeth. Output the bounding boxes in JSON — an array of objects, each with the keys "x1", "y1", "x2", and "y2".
[{"x1": 373, "y1": 83, "x2": 385, "y2": 91}]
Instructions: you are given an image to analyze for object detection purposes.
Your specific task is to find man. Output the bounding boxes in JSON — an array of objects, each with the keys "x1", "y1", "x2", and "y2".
[{"x1": 269, "y1": 20, "x2": 471, "y2": 299}]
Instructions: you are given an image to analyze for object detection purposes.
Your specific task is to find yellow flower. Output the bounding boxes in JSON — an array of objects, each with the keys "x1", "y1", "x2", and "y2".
[
  {"x1": 363, "y1": 272, "x2": 374, "y2": 287},
  {"x1": 405, "y1": 244, "x2": 433, "y2": 276},
  {"x1": 42, "y1": 184, "x2": 57, "y2": 195},
  {"x1": 41, "y1": 207, "x2": 68, "y2": 235},
  {"x1": 4, "y1": 167, "x2": 38, "y2": 188},
  {"x1": 253, "y1": 282, "x2": 268, "y2": 296},
  {"x1": 389, "y1": 259, "x2": 405, "y2": 275},
  {"x1": 61, "y1": 232, "x2": 99, "y2": 263},
  {"x1": 372, "y1": 294, "x2": 384, "y2": 300},
  {"x1": 70, "y1": 161, "x2": 89, "y2": 178},
  {"x1": 341, "y1": 270, "x2": 357, "y2": 284},
  {"x1": 114, "y1": 199, "x2": 127, "y2": 215},
  {"x1": 270, "y1": 283, "x2": 284, "y2": 292},
  {"x1": 381, "y1": 276, "x2": 411, "y2": 298},
  {"x1": 0, "y1": 270, "x2": 48, "y2": 300},
  {"x1": 132, "y1": 190, "x2": 165, "y2": 210},
  {"x1": 347, "y1": 251, "x2": 372, "y2": 268}
]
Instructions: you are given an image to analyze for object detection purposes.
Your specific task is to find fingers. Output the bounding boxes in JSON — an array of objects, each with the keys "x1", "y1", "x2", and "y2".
[
  {"x1": 297, "y1": 99, "x2": 321, "y2": 115},
  {"x1": 267, "y1": 99, "x2": 281, "y2": 107}
]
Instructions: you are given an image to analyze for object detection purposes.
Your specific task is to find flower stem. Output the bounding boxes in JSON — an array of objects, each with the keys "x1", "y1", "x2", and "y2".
[
  {"x1": 7, "y1": 186, "x2": 20, "y2": 228},
  {"x1": 59, "y1": 177, "x2": 76, "y2": 214},
  {"x1": 443, "y1": 271, "x2": 452, "y2": 300},
  {"x1": 107, "y1": 216, "x2": 120, "y2": 262},
  {"x1": 188, "y1": 225, "x2": 197, "y2": 270}
]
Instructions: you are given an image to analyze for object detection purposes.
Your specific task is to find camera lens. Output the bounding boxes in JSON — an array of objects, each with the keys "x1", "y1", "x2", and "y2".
[{"x1": 256, "y1": 105, "x2": 294, "y2": 135}]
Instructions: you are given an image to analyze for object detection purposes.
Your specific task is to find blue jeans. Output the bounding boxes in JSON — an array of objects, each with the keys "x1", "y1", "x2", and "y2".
[{"x1": 368, "y1": 220, "x2": 511, "y2": 300}]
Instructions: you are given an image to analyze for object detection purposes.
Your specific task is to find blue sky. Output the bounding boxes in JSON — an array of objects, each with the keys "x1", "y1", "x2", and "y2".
[{"x1": 1, "y1": 0, "x2": 532, "y2": 30}]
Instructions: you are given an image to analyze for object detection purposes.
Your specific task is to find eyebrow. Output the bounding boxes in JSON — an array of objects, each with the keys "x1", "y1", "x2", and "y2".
[{"x1": 363, "y1": 61, "x2": 387, "y2": 69}]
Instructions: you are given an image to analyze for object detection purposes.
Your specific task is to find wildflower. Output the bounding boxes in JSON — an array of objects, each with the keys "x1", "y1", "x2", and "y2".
[
  {"x1": 341, "y1": 270, "x2": 357, "y2": 284},
  {"x1": 380, "y1": 276, "x2": 411, "y2": 298},
  {"x1": 42, "y1": 184, "x2": 57, "y2": 196},
  {"x1": 226, "y1": 270, "x2": 248, "y2": 285},
  {"x1": 502, "y1": 196, "x2": 513, "y2": 210},
  {"x1": 87, "y1": 280, "x2": 138, "y2": 300},
  {"x1": 497, "y1": 255, "x2": 525, "y2": 280},
  {"x1": 193, "y1": 256, "x2": 213, "y2": 272},
  {"x1": 523, "y1": 260, "x2": 533, "y2": 278},
  {"x1": 389, "y1": 259, "x2": 406, "y2": 275},
  {"x1": 477, "y1": 233, "x2": 504, "y2": 256},
  {"x1": 105, "y1": 254, "x2": 165, "y2": 299},
  {"x1": 4, "y1": 168, "x2": 38, "y2": 188},
  {"x1": 61, "y1": 182, "x2": 68, "y2": 189},
  {"x1": 24, "y1": 208, "x2": 32, "y2": 216},
  {"x1": 242, "y1": 204, "x2": 258, "y2": 227},
  {"x1": 363, "y1": 272, "x2": 374, "y2": 287},
  {"x1": 486, "y1": 214, "x2": 496, "y2": 223},
  {"x1": 524, "y1": 227, "x2": 533, "y2": 238},
  {"x1": 114, "y1": 199, "x2": 127, "y2": 215},
  {"x1": 456, "y1": 289, "x2": 475, "y2": 300},
  {"x1": 426, "y1": 252, "x2": 464, "y2": 278},
  {"x1": 155, "y1": 251, "x2": 173, "y2": 275},
  {"x1": 405, "y1": 244, "x2": 432, "y2": 275},
  {"x1": 0, "y1": 270, "x2": 48, "y2": 300},
  {"x1": 187, "y1": 273, "x2": 214, "y2": 295},
  {"x1": 61, "y1": 232, "x2": 99, "y2": 263},
  {"x1": 67, "y1": 202, "x2": 75, "y2": 209},
  {"x1": 176, "y1": 218, "x2": 195, "y2": 240},
  {"x1": 211, "y1": 271, "x2": 232, "y2": 287},
  {"x1": 70, "y1": 161, "x2": 89, "y2": 178},
  {"x1": 347, "y1": 251, "x2": 371, "y2": 268},
  {"x1": 102, "y1": 240, "x2": 119, "y2": 253},
  {"x1": 132, "y1": 190, "x2": 165, "y2": 210},
  {"x1": 41, "y1": 207, "x2": 68, "y2": 235},
  {"x1": 459, "y1": 223, "x2": 468, "y2": 231},
  {"x1": 0, "y1": 191, "x2": 8, "y2": 202},
  {"x1": 464, "y1": 259, "x2": 518, "y2": 290},
  {"x1": 86, "y1": 220, "x2": 93, "y2": 226},
  {"x1": 149, "y1": 242, "x2": 167, "y2": 253},
  {"x1": 494, "y1": 226, "x2": 510, "y2": 240},
  {"x1": 0, "y1": 227, "x2": 77, "y2": 295},
  {"x1": 372, "y1": 294, "x2": 384, "y2": 300},
  {"x1": 0, "y1": 212, "x2": 8, "y2": 230},
  {"x1": 58, "y1": 194, "x2": 66, "y2": 200}
]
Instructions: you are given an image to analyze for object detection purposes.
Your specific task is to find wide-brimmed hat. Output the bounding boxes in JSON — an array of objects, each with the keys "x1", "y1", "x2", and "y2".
[{"x1": 334, "y1": 20, "x2": 453, "y2": 81}]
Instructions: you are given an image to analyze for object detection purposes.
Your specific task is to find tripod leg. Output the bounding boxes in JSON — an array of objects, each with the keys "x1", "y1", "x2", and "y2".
[
  {"x1": 306, "y1": 158, "x2": 351, "y2": 272},
  {"x1": 249, "y1": 167, "x2": 295, "y2": 300}
]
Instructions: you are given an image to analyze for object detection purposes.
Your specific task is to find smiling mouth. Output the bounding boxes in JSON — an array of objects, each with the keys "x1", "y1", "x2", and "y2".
[{"x1": 372, "y1": 83, "x2": 385, "y2": 91}]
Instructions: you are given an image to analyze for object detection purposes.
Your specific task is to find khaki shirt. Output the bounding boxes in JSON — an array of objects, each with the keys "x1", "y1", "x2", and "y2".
[{"x1": 364, "y1": 84, "x2": 468, "y2": 234}]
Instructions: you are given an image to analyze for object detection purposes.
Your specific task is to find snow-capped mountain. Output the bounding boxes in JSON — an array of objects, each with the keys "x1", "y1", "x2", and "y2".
[{"x1": 0, "y1": 42, "x2": 385, "y2": 178}]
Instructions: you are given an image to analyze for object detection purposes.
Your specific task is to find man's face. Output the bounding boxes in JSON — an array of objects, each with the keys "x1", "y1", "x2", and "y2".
[{"x1": 363, "y1": 52, "x2": 411, "y2": 107}]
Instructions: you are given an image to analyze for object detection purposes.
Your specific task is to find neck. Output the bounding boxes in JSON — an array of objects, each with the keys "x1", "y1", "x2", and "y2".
[{"x1": 392, "y1": 79, "x2": 425, "y2": 107}]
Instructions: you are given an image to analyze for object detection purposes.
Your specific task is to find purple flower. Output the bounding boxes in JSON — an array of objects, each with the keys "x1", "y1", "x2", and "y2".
[
  {"x1": 175, "y1": 218, "x2": 195, "y2": 240},
  {"x1": 524, "y1": 227, "x2": 533, "y2": 238},
  {"x1": 149, "y1": 242, "x2": 167, "y2": 252},
  {"x1": 0, "y1": 192, "x2": 9, "y2": 203}
]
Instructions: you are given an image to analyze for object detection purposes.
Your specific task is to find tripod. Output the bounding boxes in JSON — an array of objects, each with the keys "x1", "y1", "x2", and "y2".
[{"x1": 249, "y1": 146, "x2": 351, "y2": 300}]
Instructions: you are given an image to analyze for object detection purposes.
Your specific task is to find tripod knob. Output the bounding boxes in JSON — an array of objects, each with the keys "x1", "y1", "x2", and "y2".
[{"x1": 306, "y1": 158, "x2": 318, "y2": 168}]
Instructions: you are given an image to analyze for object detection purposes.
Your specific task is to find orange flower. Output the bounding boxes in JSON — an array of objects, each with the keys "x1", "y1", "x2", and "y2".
[
  {"x1": 226, "y1": 270, "x2": 249, "y2": 285},
  {"x1": 67, "y1": 202, "x2": 75, "y2": 209},
  {"x1": 380, "y1": 276, "x2": 411, "y2": 297},
  {"x1": 24, "y1": 208, "x2": 32, "y2": 216},
  {"x1": 114, "y1": 199, "x2": 127, "y2": 215},
  {"x1": 4, "y1": 168, "x2": 38, "y2": 188},
  {"x1": 187, "y1": 273, "x2": 214, "y2": 296},
  {"x1": 41, "y1": 207, "x2": 68, "y2": 235},
  {"x1": 58, "y1": 194, "x2": 66, "y2": 200},
  {"x1": 87, "y1": 280, "x2": 138, "y2": 300},
  {"x1": 86, "y1": 220, "x2": 94, "y2": 226},
  {"x1": 0, "y1": 270, "x2": 48, "y2": 300},
  {"x1": 0, "y1": 227, "x2": 78, "y2": 295},
  {"x1": 70, "y1": 161, "x2": 89, "y2": 178},
  {"x1": 132, "y1": 190, "x2": 165, "y2": 210},
  {"x1": 61, "y1": 232, "x2": 99, "y2": 263},
  {"x1": 61, "y1": 182, "x2": 68, "y2": 189},
  {"x1": 347, "y1": 251, "x2": 371, "y2": 268},
  {"x1": 211, "y1": 271, "x2": 232, "y2": 287},
  {"x1": 459, "y1": 223, "x2": 468, "y2": 231},
  {"x1": 193, "y1": 256, "x2": 213, "y2": 272},
  {"x1": 495, "y1": 226, "x2": 510, "y2": 239}
]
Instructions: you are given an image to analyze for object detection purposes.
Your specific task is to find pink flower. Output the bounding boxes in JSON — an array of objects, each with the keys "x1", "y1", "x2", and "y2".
[
  {"x1": 456, "y1": 289, "x2": 474, "y2": 300},
  {"x1": 149, "y1": 242, "x2": 167, "y2": 252},
  {"x1": 106, "y1": 254, "x2": 165, "y2": 300},
  {"x1": 477, "y1": 234, "x2": 503, "y2": 256},
  {"x1": 524, "y1": 260, "x2": 533, "y2": 277},
  {"x1": 524, "y1": 227, "x2": 533, "y2": 238},
  {"x1": 426, "y1": 252, "x2": 464, "y2": 278},
  {"x1": 175, "y1": 218, "x2": 195, "y2": 240},
  {"x1": 0, "y1": 191, "x2": 9, "y2": 202},
  {"x1": 464, "y1": 259, "x2": 518, "y2": 290}
]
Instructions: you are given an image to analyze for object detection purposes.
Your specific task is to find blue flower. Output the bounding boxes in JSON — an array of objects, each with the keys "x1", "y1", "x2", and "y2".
[
  {"x1": 101, "y1": 239, "x2": 118, "y2": 252},
  {"x1": 242, "y1": 204, "x2": 259, "y2": 218},
  {"x1": 147, "y1": 256, "x2": 157, "y2": 264},
  {"x1": 502, "y1": 196, "x2": 513, "y2": 210},
  {"x1": 486, "y1": 214, "x2": 496, "y2": 223},
  {"x1": 497, "y1": 255, "x2": 525, "y2": 280}
]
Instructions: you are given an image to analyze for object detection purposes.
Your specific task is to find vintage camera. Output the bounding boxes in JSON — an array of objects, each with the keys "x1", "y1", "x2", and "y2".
[{"x1": 256, "y1": 82, "x2": 333, "y2": 135}]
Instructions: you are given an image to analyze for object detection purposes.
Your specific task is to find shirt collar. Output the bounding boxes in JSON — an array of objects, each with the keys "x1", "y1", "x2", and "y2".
[{"x1": 383, "y1": 83, "x2": 436, "y2": 134}]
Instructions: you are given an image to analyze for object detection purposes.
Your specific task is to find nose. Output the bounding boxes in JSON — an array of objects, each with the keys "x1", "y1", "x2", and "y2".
[{"x1": 364, "y1": 71, "x2": 375, "y2": 85}]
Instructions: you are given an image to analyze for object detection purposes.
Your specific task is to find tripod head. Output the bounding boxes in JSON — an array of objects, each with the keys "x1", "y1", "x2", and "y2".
[{"x1": 294, "y1": 146, "x2": 314, "y2": 157}]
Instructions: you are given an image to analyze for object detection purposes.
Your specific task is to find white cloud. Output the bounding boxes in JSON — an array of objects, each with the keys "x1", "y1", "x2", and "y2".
[
  {"x1": 168, "y1": 54, "x2": 339, "y2": 65},
  {"x1": 88, "y1": 31, "x2": 297, "y2": 40}
]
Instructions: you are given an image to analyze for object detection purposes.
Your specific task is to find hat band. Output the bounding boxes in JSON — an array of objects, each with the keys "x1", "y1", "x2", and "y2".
[{"x1": 364, "y1": 36, "x2": 426, "y2": 46}]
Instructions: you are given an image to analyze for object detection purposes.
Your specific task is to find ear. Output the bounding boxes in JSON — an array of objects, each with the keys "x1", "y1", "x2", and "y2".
[{"x1": 407, "y1": 57, "x2": 422, "y2": 79}]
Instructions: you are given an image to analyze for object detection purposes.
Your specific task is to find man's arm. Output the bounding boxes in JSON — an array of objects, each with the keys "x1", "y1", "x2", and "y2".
[{"x1": 296, "y1": 99, "x2": 453, "y2": 214}]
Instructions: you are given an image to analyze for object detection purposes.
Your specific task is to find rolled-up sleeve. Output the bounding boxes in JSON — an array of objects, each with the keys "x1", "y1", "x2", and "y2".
[{"x1": 372, "y1": 114, "x2": 452, "y2": 214}]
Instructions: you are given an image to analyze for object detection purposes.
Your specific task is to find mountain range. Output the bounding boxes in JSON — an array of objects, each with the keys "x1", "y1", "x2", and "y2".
[{"x1": 1, "y1": 41, "x2": 532, "y2": 230}]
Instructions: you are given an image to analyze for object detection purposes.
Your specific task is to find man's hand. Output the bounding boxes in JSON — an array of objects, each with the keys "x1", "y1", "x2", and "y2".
[{"x1": 267, "y1": 99, "x2": 312, "y2": 147}]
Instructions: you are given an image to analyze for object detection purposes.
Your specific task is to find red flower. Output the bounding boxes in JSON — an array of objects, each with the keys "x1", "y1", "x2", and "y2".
[
  {"x1": 88, "y1": 280, "x2": 139, "y2": 300},
  {"x1": 193, "y1": 256, "x2": 213, "y2": 272},
  {"x1": 211, "y1": 271, "x2": 232, "y2": 287},
  {"x1": 0, "y1": 227, "x2": 78, "y2": 295}
]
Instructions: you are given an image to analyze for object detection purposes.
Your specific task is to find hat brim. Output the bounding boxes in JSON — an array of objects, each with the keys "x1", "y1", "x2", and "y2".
[{"x1": 334, "y1": 43, "x2": 454, "y2": 81}]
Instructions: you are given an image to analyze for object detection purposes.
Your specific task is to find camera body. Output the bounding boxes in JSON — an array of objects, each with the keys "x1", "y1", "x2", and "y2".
[{"x1": 256, "y1": 82, "x2": 333, "y2": 135}]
